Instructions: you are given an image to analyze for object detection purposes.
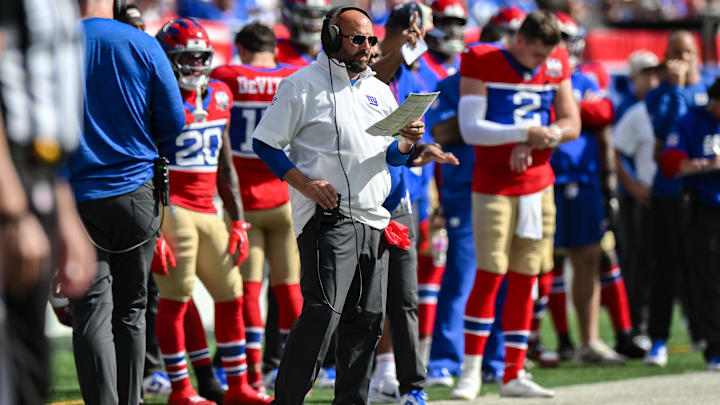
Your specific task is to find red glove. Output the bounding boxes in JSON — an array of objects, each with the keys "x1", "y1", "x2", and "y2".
[
  {"x1": 384, "y1": 221, "x2": 411, "y2": 250},
  {"x1": 150, "y1": 233, "x2": 176, "y2": 275},
  {"x1": 229, "y1": 220, "x2": 251, "y2": 266}
]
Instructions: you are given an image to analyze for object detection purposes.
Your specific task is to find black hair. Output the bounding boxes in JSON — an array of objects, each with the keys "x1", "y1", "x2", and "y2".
[{"x1": 235, "y1": 22, "x2": 276, "y2": 53}]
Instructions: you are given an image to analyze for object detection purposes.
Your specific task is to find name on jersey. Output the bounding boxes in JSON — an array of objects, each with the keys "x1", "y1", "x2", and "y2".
[
  {"x1": 546, "y1": 58, "x2": 563, "y2": 78},
  {"x1": 236, "y1": 76, "x2": 284, "y2": 95}
]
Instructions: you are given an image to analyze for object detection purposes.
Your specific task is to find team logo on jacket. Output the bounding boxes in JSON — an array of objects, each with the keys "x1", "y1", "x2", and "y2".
[
  {"x1": 215, "y1": 91, "x2": 230, "y2": 111},
  {"x1": 366, "y1": 95, "x2": 379, "y2": 107},
  {"x1": 546, "y1": 58, "x2": 563, "y2": 78}
]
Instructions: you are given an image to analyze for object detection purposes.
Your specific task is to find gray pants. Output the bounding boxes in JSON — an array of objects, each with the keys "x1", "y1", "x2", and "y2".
[
  {"x1": 71, "y1": 181, "x2": 159, "y2": 405},
  {"x1": 274, "y1": 216, "x2": 388, "y2": 405},
  {"x1": 385, "y1": 211, "x2": 425, "y2": 394}
]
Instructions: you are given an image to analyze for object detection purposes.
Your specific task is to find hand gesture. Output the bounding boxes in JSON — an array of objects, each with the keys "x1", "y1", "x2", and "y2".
[
  {"x1": 402, "y1": 11, "x2": 424, "y2": 48},
  {"x1": 150, "y1": 233, "x2": 176, "y2": 275},
  {"x1": 509, "y1": 144, "x2": 533, "y2": 172},
  {"x1": 228, "y1": 220, "x2": 251, "y2": 266},
  {"x1": 412, "y1": 143, "x2": 460, "y2": 167},
  {"x1": 666, "y1": 59, "x2": 689, "y2": 87}
]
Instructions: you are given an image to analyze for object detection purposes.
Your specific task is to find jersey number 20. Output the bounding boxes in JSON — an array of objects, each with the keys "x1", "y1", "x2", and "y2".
[{"x1": 176, "y1": 127, "x2": 223, "y2": 166}]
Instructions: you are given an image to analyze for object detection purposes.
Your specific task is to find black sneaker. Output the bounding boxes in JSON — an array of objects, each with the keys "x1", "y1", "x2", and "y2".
[
  {"x1": 615, "y1": 331, "x2": 648, "y2": 359},
  {"x1": 557, "y1": 333, "x2": 575, "y2": 361}
]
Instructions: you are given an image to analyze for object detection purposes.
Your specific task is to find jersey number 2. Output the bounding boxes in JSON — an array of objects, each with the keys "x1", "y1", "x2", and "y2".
[{"x1": 513, "y1": 91, "x2": 542, "y2": 126}]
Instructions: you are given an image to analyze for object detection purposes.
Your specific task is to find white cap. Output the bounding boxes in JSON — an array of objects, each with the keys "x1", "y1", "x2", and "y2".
[{"x1": 629, "y1": 50, "x2": 659, "y2": 76}]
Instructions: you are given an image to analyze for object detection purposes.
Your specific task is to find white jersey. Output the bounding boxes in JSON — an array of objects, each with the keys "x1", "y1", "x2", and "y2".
[
  {"x1": 613, "y1": 101, "x2": 657, "y2": 186},
  {"x1": 253, "y1": 51, "x2": 399, "y2": 236}
]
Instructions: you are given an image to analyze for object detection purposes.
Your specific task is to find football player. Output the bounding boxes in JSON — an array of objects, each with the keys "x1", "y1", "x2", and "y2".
[
  {"x1": 211, "y1": 22, "x2": 302, "y2": 393},
  {"x1": 451, "y1": 10, "x2": 580, "y2": 399},
  {"x1": 277, "y1": 0, "x2": 330, "y2": 66},
  {"x1": 153, "y1": 18, "x2": 272, "y2": 405}
]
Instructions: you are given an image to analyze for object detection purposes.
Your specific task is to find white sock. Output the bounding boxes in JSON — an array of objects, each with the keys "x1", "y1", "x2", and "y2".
[
  {"x1": 418, "y1": 337, "x2": 432, "y2": 369},
  {"x1": 374, "y1": 353, "x2": 397, "y2": 380}
]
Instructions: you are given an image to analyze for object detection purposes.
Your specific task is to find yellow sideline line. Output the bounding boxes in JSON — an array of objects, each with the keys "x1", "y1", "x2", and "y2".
[{"x1": 49, "y1": 401, "x2": 84, "y2": 405}]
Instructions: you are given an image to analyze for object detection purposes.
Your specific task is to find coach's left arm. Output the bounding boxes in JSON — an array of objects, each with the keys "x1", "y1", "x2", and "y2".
[{"x1": 550, "y1": 78, "x2": 581, "y2": 144}]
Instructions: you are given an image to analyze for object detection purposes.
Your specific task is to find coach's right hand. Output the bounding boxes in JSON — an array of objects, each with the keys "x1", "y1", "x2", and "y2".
[
  {"x1": 302, "y1": 179, "x2": 339, "y2": 211},
  {"x1": 527, "y1": 126, "x2": 558, "y2": 149}
]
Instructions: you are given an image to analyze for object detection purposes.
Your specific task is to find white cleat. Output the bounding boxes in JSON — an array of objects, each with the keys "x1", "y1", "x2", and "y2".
[
  {"x1": 500, "y1": 372, "x2": 555, "y2": 398},
  {"x1": 368, "y1": 375, "x2": 401, "y2": 404},
  {"x1": 450, "y1": 355, "x2": 482, "y2": 400}
]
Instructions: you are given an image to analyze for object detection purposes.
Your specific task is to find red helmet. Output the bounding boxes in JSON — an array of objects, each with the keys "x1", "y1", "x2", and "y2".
[
  {"x1": 431, "y1": 0, "x2": 468, "y2": 21},
  {"x1": 489, "y1": 6, "x2": 526, "y2": 32},
  {"x1": 555, "y1": 12, "x2": 582, "y2": 39},
  {"x1": 283, "y1": 0, "x2": 331, "y2": 47},
  {"x1": 554, "y1": 12, "x2": 585, "y2": 64},
  {"x1": 156, "y1": 18, "x2": 214, "y2": 90}
]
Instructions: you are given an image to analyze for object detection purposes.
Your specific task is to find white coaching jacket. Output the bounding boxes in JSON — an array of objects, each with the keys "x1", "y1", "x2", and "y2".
[{"x1": 253, "y1": 51, "x2": 400, "y2": 236}]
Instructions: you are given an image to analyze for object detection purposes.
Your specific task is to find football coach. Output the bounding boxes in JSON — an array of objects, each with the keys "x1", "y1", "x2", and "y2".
[{"x1": 251, "y1": 6, "x2": 425, "y2": 404}]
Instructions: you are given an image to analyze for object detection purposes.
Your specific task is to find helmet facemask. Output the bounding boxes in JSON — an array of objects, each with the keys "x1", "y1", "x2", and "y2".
[
  {"x1": 429, "y1": 17, "x2": 467, "y2": 56},
  {"x1": 168, "y1": 48, "x2": 213, "y2": 91},
  {"x1": 284, "y1": 5, "x2": 327, "y2": 47}
]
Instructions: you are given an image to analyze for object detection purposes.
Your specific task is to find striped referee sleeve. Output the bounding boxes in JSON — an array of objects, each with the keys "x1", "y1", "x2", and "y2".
[{"x1": 0, "y1": 0, "x2": 83, "y2": 152}]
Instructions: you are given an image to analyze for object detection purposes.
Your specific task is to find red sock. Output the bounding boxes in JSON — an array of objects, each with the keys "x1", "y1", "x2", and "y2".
[
  {"x1": 464, "y1": 269, "x2": 504, "y2": 356},
  {"x1": 531, "y1": 271, "x2": 553, "y2": 337},
  {"x1": 157, "y1": 298, "x2": 191, "y2": 391},
  {"x1": 185, "y1": 299, "x2": 211, "y2": 368},
  {"x1": 548, "y1": 263, "x2": 569, "y2": 334},
  {"x1": 502, "y1": 271, "x2": 536, "y2": 383},
  {"x1": 215, "y1": 297, "x2": 249, "y2": 390},
  {"x1": 600, "y1": 264, "x2": 632, "y2": 333},
  {"x1": 272, "y1": 283, "x2": 302, "y2": 344},
  {"x1": 417, "y1": 254, "x2": 445, "y2": 338},
  {"x1": 243, "y1": 281, "x2": 264, "y2": 386}
]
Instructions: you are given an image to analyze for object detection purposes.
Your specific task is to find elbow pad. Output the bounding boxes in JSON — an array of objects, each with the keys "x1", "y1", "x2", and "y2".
[{"x1": 458, "y1": 95, "x2": 529, "y2": 146}]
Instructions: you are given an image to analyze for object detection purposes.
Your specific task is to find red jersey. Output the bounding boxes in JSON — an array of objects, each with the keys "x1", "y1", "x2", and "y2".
[
  {"x1": 460, "y1": 43, "x2": 572, "y2": 196},
  {"x1": 157, "y1": 80, "x2": 232, "y2": 213},
  {"x1": 211, "y1": 63, "x2": 300, "y2": 211},
  {"x1": 276, "y1": 39, "x2": 314, "y2": 67},
  {"x1": 578, "y1": 61, "x2": 610, "y2": 90}
]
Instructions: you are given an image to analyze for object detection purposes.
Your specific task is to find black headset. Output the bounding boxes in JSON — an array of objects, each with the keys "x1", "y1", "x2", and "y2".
[
  {"x1": 113, "y1": 0, "x2": 127, "y2": 20},
  {"x1": 321, "y1": 6, "x2": 371, "y2": 54}
]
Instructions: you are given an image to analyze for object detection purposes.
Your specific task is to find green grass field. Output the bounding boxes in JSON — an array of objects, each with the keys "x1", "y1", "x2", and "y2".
[{"x1": 49, "y1": 307, "x2": 705, "y2": 404}]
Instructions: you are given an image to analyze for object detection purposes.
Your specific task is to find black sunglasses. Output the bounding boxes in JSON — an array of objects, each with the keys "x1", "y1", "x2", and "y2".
[{"x1": 340, "y1": 33, "x2": 378, "y2": 47}]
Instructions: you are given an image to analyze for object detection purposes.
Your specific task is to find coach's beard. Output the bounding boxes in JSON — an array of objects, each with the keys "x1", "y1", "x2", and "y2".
[{"x1": 347, "y1": 51, "x2": 369, "y2": 73}]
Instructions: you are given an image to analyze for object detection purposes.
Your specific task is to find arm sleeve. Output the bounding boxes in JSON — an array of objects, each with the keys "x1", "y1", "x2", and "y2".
[
  {"x1": 386, "y1": 139, "x2": 413, "y2": 166},
  {"x1": 149, "y1": 41, "x2": 185, "y2": 144},
  {"x1": 252, "y1": 79, "x2": 303, "y2": 150},
  {"x1": 252, "y1": 138, "x2": 296, "y2": 179},
  {"x1": 458, "y1": 95, "x2": 529, "y2": 145},
  {"x1": 646, "y1": 82, "x2": 687, "y2": 140}
]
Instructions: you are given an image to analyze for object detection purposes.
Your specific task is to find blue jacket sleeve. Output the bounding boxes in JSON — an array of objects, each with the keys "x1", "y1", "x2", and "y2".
[
  {"x1": 386, "y1": 139, "x2": 413, "y2": 166},
  {"x1": 252, "y1": 138, "x2": 296, "y2": 179},
  {"x1": 645, "y1": 81, "x2": 687, "y2": 140},
  {"x1": 149, "y1": 40, "x2": 185, "y2": 144}
]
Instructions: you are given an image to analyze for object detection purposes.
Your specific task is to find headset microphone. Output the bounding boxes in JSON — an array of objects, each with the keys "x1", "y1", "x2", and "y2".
[{"x1": 348, "y1": 61, "x2": 363, "y2": 73}]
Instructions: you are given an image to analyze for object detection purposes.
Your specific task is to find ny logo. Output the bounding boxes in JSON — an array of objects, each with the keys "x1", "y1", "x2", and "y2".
[{"x1": 366, "y1": 95, "x2": 378, "y2": 107}]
